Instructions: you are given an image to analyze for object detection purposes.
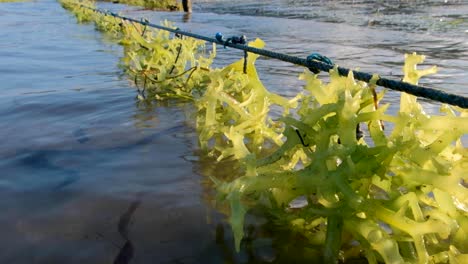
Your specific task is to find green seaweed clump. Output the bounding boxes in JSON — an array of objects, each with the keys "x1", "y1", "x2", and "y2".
[
  {"x1": 196, "y1": 38, "x2": 300, "y2": 160},
  {"x1": 60, "y1": 0, "x2": 214, "y2": 100},
  {"x1": 121, "y1": 20, "x2": 215, "y2": 100},
  {"x1": 216, "y1": 53, "x2": 468, "y2": 263},
  {"x1": 60, "y1": 1, "x2": 468, "y2": 262}
]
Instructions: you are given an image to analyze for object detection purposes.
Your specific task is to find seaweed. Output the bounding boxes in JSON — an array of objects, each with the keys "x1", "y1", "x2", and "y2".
[{"x1": 60, "y1": 1, "x2": 468, "y2": 262}]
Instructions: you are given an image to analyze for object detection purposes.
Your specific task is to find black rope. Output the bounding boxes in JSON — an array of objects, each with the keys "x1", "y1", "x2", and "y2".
[
  {"x1": 295, "y1": 129, "x2": 309, "y2": 147},
  {"x1": 79, "y1": 5, "x2": 468, "y2": 109},
  {"x1": 243, "y1": 50, "x2": 248, "y2": 74},
  {"x1": 169, "y1": 43, "x2": 182, "y2": 74}
]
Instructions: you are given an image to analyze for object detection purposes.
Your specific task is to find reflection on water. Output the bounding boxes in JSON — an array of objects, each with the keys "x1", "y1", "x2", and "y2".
[
  {"x1": 183, "y1": 12, "x2": 192, "y2": 23},
  {"x1": 0, "y1": 0, "x2": 467, "y2": 263}
]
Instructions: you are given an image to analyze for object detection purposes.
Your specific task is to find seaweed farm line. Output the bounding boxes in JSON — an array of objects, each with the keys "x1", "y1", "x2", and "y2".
[
  {"x1": 1, "y1": 0, "x2": 468, "y2": 263},
  {"x1": 81, "y1": 4, "x2": 468, "y2": 108}
]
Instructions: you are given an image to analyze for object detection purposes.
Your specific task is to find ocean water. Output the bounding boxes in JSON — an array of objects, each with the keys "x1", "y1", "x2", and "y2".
[{"x1": 0, "y1": 0, "x2": 466, "y2": 263}]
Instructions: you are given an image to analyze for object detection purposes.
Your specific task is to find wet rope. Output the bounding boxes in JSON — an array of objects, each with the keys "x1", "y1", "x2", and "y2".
[{"x1": 81, "y1": 5, "x2": 468, "y2": 109}]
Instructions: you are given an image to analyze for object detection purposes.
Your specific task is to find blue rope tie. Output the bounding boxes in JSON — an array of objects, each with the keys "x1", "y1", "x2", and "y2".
[
  {"x1": 215, "y1": 32, "x2": 223, "y2": 42},
  {"x1": 307, "y1": 53, "x2": 334, "y2": 74}
]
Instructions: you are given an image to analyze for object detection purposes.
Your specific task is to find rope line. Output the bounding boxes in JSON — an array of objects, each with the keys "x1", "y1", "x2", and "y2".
[{"x1": 82, "y1": 5, "x2": 468, "y2": 109}]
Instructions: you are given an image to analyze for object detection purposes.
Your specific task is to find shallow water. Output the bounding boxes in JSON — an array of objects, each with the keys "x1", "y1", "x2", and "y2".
[{"x1": 0, "y1": 0, "x2": 467, "y2": 263}]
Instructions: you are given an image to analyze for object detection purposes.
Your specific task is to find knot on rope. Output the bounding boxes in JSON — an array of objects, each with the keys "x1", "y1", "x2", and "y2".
[
  {"x1": 215, "y1": 33, "x2": 247, "y2": 48},
  {"x1": 306, "y1": 53, "x2": 334, "y2": 74},
  {"x1": 174, "y1": 27, "x2": 182, "y2": 38},
  {"x1": 228, "y1": 35, "x2": 247, "y2": 45},
  {"x1": 216, "y1": 33, "x2": 249, "y2": 74}
]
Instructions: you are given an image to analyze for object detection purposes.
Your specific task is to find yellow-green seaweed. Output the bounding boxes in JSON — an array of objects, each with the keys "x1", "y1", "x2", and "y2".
[{"x1": 60, "y1": 1, "x2": 468, "y2": 262}]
